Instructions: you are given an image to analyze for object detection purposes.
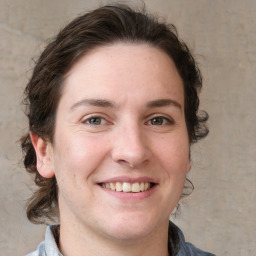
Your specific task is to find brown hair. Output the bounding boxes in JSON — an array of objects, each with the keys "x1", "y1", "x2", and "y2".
[{"x1": 21, "y1": 4, "x2": 208, "y2": 225}]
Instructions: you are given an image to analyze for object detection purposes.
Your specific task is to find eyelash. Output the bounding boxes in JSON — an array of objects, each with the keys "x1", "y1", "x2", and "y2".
[
  {"x1": 82, "y1": 116, "x2": 108, "y2": 126},
  {"x1": 82, "y1": 115, "x2": 173, "y2": 126},
  {"x1": 146, "y1": 116, "x2": 174, "y2": 126}
]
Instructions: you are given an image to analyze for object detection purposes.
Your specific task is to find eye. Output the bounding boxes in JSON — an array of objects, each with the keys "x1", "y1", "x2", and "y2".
[
  {"x1": 83, "y1": 116, "x2": 107, "y2": 126},
  {"x1": 80, "y1": 114, "x2": 112, "y2": 132},
  {"x1": 147, "y1": 116, "x2": 174, "y2": 126}
]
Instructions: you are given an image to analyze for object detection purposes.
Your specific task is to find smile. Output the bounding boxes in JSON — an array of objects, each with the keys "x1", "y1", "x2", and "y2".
[{"x1": 99, "y1": 182, "x2": 154, "y2": 193}]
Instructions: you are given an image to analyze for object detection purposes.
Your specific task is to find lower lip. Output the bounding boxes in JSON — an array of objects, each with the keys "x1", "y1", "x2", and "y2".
[{"x1": 99, "y1": 185, "x2": 157, "y2": 202}]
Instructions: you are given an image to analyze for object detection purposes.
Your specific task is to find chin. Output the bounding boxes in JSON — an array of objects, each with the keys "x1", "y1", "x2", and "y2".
[
  {"x1": 101, "y1": 212, "x2": 163, "y2": 241},
  {"x1": 106, "y1": 225, "x2": 153, "y2": 241}
]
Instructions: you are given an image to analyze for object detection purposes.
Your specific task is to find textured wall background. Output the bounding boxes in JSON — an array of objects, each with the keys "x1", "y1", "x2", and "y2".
[{"x1": 0, "y1": 0, "x2": 255, "y2": 255}]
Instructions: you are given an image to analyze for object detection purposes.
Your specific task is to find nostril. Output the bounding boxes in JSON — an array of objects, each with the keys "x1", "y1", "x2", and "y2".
[
  {"x1": 111, "y1": 130, "x2": 152, "y2": 168},
  {"x1": 116, "y1": 159, "x2": 134, "y2": 168}
]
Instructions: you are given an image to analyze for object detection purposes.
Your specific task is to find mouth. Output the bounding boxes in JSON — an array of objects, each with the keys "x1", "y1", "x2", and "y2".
[{"x1": 99, "y1": 182, "x2": 155, "y2": 193}]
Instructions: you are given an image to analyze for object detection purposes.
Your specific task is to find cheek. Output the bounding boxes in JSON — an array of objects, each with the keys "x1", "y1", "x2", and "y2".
[
  {"x1": 156, "y1": 135, "x2": 190, "y2": 177},
  {"x1": 53, "y1": 133, "x2": 110, "y2": 180}
]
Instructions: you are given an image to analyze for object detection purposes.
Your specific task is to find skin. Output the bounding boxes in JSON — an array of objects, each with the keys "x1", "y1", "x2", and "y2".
[{"x1": 31, "y1": 43, "x2": 191, "y2": 256}]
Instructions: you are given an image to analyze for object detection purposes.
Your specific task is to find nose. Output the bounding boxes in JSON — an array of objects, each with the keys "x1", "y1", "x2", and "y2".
[{"x1": 111, "y1": 123, "x2": 152, "y2": 168}]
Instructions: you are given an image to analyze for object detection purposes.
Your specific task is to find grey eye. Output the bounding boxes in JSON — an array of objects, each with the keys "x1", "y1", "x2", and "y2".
[
  {"x1": 87, "y1": 117, "x2": 103, "y2": 125},
  {"x1": 148, "y1": 116, "x2": 174, "y2": 126},
  {"x1": 150, "y1": 117, "x2": 164, "y2": 125}
]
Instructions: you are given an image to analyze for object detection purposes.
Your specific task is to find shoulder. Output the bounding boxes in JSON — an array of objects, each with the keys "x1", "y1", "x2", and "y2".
[
  {"x1": 25, "y1": 225, "x2": 62, "y2": 256},
  {"x1": 25, "y1": 241, "x2": 46, "y2": 256},
  {"x1": 169, "y1": 221, "x2": 216, "y2": 256}
]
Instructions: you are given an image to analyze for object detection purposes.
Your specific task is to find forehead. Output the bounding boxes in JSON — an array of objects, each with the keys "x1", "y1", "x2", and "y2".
[
  {"x1": 61, "y1": 43, "x2": 184, "y2": 108},
  {"x1": 66, "y1": 42, "x2": 180, "y2": 78}
]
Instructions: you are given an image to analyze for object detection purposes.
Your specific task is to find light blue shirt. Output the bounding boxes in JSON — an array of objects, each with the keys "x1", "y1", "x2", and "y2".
[{"x1": 26, "y1": 224, "x2": 216, "y2": 256}]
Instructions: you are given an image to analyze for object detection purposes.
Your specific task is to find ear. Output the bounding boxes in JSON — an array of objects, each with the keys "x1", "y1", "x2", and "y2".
[
  {"x1": 186, "y1": 149, "x2": 191, "y2": 174},
  {"x1": 30, "y1": 132, "x2": 55, "y2": 178},
  {"x1": 186, "y1": 160, "x2": 191, "y2": 174}
]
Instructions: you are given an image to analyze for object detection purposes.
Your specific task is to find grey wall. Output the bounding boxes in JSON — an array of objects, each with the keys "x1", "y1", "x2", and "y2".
[{"x1": 0, "y1": 0, "x2": 255, "y2": 255}]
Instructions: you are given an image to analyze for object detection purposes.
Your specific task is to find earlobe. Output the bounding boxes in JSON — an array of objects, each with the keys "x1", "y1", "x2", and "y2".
[
  {"x1": 30, "y1": 132, "x2": 55, "y2": 178},
  {"x1": 186, "y1": 149, "x2": 191, "y2": 174},
  {"x1": 186, "y1": 161, "x2": 191, "y2": 174}
]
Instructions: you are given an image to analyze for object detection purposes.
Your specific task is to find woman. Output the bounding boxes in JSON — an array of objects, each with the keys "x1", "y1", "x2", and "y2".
[{"x1": 21, "y1": 4, "x2": 214, "y2": 256}]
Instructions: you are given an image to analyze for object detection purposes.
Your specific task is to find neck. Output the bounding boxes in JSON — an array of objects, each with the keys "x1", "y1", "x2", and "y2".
[{"x1": 58, "y1": 219, "x2": 169, "y2": 256}]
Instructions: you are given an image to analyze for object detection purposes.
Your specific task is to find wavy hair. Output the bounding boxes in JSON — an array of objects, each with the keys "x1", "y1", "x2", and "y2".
[{"x1": 21, "y1": 4, "x2": 208, "y2": 226}]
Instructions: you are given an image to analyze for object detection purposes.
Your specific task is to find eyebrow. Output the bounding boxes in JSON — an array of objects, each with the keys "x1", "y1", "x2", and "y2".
[
  {"x1": 70, "y1": 98, "x2": 182, "y2": 111},
  {"x1": 70, "y1": 98, "x2": 116, "y2": 111},
  {"x1": 146, "y1": 99, "x2": 182, "y2": 110}
]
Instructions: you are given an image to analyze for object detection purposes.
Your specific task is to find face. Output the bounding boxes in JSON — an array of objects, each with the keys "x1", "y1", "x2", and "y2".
[{"x1": 36, "y1": 43, "x2": 190, "y2": 242}]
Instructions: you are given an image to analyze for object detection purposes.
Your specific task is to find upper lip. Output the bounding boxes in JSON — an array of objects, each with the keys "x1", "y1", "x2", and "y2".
[{"x1": 97, "y1": 176, "x2": 158, "y2": 184}]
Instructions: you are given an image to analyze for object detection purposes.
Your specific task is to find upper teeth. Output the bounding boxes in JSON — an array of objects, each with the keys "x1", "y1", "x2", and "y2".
[{"x1": 101, "y1": 182, "x2": 151, "y2": 193}]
